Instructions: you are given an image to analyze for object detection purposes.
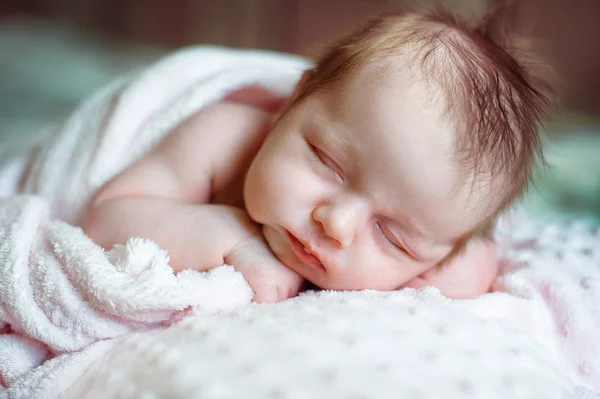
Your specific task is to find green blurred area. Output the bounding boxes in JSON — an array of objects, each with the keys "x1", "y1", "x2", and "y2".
[
  {"x1": 522, "y1": 115, "x2": 600, "y2": 222},
  {"x1": 0, "y1": 20, "x2": 164, "y2": 143},
  {"x1": 0, "y1": 19, "x2": 599, "y2": 223}
]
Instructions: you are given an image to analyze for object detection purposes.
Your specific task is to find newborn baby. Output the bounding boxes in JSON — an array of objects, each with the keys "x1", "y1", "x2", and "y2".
[{"x1": 82, "y1": 8, "x2": 551, "y2": 303}]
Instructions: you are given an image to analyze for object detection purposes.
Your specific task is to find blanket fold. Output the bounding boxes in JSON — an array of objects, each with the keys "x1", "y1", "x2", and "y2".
[{"x1": 0, "y1": 195, "x2": 252, "y2": 371}]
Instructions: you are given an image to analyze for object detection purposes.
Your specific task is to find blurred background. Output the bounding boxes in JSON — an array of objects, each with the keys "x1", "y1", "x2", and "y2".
[{"x1": 0, "y1": 0, "x2": 599, "y2": 221}]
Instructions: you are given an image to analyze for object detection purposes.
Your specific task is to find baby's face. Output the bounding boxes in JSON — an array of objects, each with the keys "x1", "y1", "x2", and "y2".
[{"x1": 244, "y1": 62, "x2": 489, "y2": 290}]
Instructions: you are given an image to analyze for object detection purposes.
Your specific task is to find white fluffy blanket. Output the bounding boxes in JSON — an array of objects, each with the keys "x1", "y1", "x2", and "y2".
[{"x1": 0, "y1": 47, "x2": 598, "y2": 398}]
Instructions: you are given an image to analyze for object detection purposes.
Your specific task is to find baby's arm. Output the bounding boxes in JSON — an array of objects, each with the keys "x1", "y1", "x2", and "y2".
[
  {"x1": 82, "y1": 102, "x2": 303, "y2": 302},
  {"x1": 404, "y1": 238, "x2": 498, "y2": 299}
]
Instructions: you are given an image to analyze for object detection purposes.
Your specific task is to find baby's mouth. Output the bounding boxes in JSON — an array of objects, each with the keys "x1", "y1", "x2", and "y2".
[{"x1": 285, "y1": 231, "x2": 326, "y2": 271}]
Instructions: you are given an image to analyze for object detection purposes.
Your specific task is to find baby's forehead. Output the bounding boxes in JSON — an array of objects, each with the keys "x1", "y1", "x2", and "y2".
[
  {"x1": 351, "y1": 55, "x2": 496, "y2": 181},
  {"x1": 346, "y1": 55, "x2": 454, "y2": 122},
  {"x1": 336, "y1": 62, "x2": 501, "y2": 227}
]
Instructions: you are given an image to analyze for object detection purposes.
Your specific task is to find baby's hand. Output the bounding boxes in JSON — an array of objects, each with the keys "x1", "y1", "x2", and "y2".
[
  {"x1": 404, "y1": 238, "x2": 498, "y2": 299},
  {"x1": 225, "y1": 233, "x2": 304, "y2": 304}
]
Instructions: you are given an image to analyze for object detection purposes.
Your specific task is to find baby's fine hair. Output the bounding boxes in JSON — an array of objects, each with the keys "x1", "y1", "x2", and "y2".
[{"x1": 299, "y1": 5, "x2": 553, "y2": 236}]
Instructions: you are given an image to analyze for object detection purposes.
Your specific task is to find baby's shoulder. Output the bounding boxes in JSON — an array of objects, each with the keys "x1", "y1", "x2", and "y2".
[
  {"x1": 181, "y1": 100, "x2": 272, "y2": 135},
  {"x1": 156, "y1": 100, "x2": 273, "y2": 199},
  {"x1": 178, "y1": 101, "x2": 274, "y2": 206},
  {"x1": 182, "y1": 82, "x2": 285, "y2": 142},
  {"x1": 163, "y1": 100, "x2": 273, "y2": 155}
]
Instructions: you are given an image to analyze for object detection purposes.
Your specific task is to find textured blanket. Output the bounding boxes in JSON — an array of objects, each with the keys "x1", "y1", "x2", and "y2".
[
  {"x1": 0, "y1": 47, "x2": 598, "y2": 398},
  {"x1": 60, "y1": 215, "x2": 600, "y2": 399}
]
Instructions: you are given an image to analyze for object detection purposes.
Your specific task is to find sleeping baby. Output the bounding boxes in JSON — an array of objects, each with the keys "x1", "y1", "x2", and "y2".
[{"x1": 82, "y1": 8, "x2": 552, "y2": 303}]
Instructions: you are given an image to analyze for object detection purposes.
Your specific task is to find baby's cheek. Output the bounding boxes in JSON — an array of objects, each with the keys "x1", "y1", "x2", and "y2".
[
  {"x1": 244, "y1": 161, "x2": 271, "y2": 221},
  {"x1": 245, "y1": 154, "x2": 295, "y2": 221}
]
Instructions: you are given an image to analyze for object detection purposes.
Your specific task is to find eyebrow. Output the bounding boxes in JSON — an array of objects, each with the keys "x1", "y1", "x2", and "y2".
[{"x1": 307, "y1": 116, "x2": 353, "y2": 156}]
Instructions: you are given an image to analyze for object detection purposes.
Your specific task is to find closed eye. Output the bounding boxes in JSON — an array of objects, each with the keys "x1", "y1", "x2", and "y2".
[
  {"x1": 375, "y1": 222, "x2": 409, "y2": 257},
  {"x1": 308, "y1": 142, "x2": 344, "y2": 181}
]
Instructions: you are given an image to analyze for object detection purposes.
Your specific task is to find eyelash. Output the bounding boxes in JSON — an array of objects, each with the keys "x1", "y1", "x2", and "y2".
[
  {"x1": 308, "y1": 143, "x2": 343, "y2": 180},
  {"x1": 376, "y1": 222, "x2": 408, "y2": 256}
]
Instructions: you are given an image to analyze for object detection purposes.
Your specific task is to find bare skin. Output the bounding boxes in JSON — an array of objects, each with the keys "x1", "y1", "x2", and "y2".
[
  {"x1": 82, "y1": 65, "x2": 499, "y2": 303},
  {"x1": 83, "y1": 101, "x2": 306, "y2": 302}
]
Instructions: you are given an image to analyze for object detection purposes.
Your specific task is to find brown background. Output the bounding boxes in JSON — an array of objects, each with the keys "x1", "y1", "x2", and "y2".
[{"x1": 1, "y1": 0, "x2": 600, "y2": 115}]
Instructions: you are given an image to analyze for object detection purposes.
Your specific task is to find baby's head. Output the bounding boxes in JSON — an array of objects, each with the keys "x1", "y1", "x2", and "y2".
[{"x1": 244, "y1": 7, "x2": 551, "y2": 290}]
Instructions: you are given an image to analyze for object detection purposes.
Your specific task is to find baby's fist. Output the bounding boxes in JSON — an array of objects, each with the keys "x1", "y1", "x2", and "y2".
[{"x1": 225, "y1": 235, "x2": 304, "y2": 303}]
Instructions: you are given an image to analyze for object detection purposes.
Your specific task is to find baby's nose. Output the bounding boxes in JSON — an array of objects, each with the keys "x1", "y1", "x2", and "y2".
[{"x1": 312, "y1": 199, "x2": 368, "y2": 248}]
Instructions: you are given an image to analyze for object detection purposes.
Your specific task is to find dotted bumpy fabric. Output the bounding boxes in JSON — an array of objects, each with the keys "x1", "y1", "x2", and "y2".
[{"x1": 65, "y1": 215, "x2": 600, "y2": 399}]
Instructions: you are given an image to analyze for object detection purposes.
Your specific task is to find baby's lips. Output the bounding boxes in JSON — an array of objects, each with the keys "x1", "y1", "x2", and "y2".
[{"x1": 286, "y1": 230, "x2": 326, "y2": 271}]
